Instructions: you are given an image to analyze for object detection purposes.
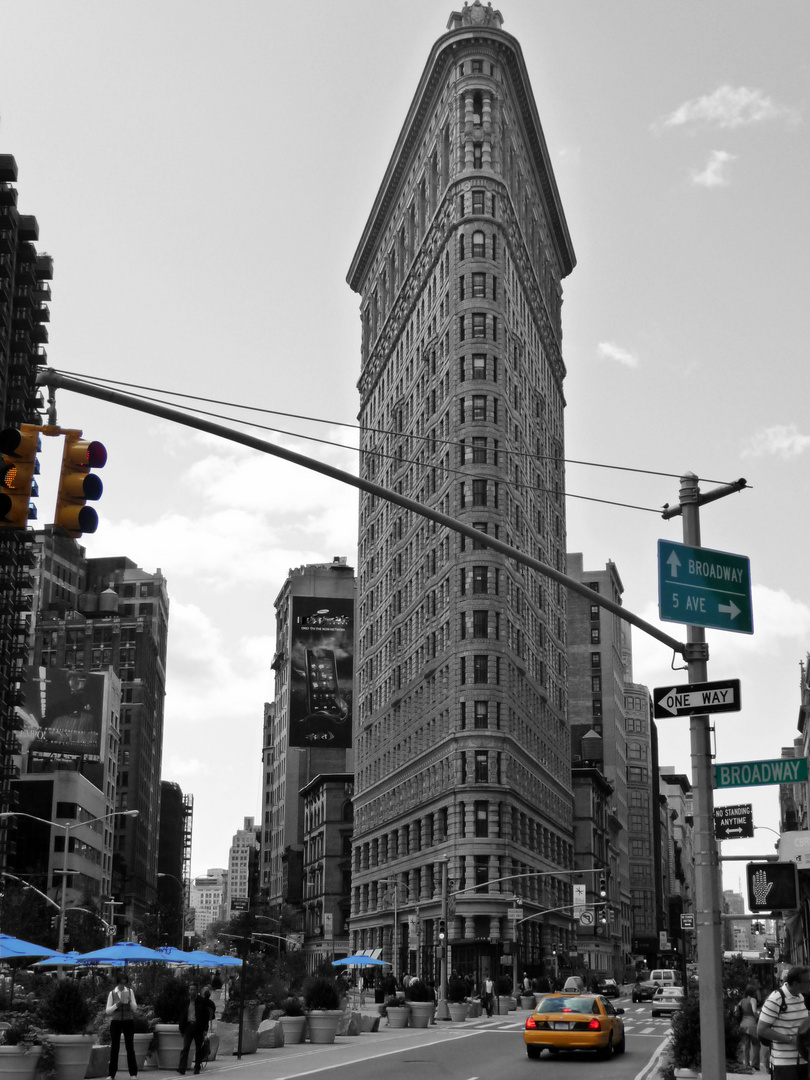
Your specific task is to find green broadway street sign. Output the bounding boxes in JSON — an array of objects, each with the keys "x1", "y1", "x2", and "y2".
[
  {"x1": 658, "y1": 540, "x2": 753, "y2": 634},
  {"x1": 714, "y1": 757, "x2": 808, "y2": 789}
]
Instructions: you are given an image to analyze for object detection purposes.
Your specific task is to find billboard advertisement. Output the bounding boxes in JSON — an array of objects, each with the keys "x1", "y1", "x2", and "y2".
[
  {"x1": 289, "y1": 596, "x2": 353, "y2": 749},
  {"x1": 15, "y1": 666, "x2": 106, "y2": 758}
]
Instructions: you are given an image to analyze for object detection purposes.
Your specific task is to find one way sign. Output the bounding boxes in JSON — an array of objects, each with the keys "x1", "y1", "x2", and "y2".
[{"x1": 653, "y1": 678, "x2": 741, "y2": 719}]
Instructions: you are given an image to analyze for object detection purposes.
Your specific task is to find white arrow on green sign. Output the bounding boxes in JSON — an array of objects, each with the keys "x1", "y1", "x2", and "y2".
[
  {"x1": 714, "y1": 758, "x2": 808, "y2": 788},
  {"x1": 658, "y1": 540, "x2": 753, "y2": 634}
]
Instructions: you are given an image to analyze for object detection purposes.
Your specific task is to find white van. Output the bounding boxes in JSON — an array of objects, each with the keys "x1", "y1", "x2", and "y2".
[
  {"x1": 562, "y1": 976, "x2": 585, "y2": 993},
  {"x1": 649, "y1": 969, "x2": 681, "y2": 986}
]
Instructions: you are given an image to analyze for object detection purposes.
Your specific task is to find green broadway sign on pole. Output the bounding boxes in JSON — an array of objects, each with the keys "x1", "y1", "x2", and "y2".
[
  {"x1": 658, "y1": 540, "x2": 753, "y2": 634},
  {"x1": 714, "y1": 758, "x2": 808, "y2": 789}
]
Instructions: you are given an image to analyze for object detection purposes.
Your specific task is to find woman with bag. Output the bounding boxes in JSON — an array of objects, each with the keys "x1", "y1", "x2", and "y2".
[{"x1": 738, "y1": 983, "x2": 761, "y2": 1070}]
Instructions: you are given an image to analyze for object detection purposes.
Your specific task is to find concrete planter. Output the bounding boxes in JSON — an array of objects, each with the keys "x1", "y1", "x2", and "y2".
[
  {"x1": 520, "y1": 995, "x2": 536, "y2": 1010},
  {"x1": 305, "y1": 1011, "x2": 342, "y2": 1045},
  {"x1": 153, "y1": 1024, "x2": 184, "y2": 1070},
  {"x1": 386, "y1": 1007, "x2": 409, "y2": 1029},
  {"x1": 407, "y1": 1002, "x2": 434, "y2": 1028},
  {"x1": 0, "y1": 1045, "x2": 42, "y2": 1080},
  {"x1": 278, "y1": 1015, "x2": 306, "y2": 1045},
  {"x1": 448, "y1": 1002, "x2": 468, "y2": 1022},
  {"x1": 50, "y1": 1035, "x2": 94, "y2": 1080}
]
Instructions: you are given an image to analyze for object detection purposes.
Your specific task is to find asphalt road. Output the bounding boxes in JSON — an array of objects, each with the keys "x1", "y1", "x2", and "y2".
[{"x1": 208, "y1": 1000, "x2": 672, "y2": 1080}]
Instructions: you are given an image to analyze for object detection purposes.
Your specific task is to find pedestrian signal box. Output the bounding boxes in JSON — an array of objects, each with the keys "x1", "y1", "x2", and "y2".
[{"x1": 746, "y1": 861, "x2": 799, "y2": 913}]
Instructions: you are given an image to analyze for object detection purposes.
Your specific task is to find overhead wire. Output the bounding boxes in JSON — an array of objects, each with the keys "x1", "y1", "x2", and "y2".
[{"x1": 49, "y1": 368, "x2": 747, "y2": 515}]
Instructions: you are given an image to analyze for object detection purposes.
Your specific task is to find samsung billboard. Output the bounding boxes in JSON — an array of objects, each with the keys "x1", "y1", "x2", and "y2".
[{"x1": 289, "y1": 596, "x2": 353, "y2": 749}]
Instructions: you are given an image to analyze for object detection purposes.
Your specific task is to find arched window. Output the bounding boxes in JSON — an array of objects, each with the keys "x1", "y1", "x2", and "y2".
[{"x1": 472, "y1": 231, "x2": 485, "y2": 257}]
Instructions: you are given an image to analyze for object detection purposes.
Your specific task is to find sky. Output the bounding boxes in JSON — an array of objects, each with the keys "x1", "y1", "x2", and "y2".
[{"x1": 1, "y1": 1, "x2": 808, "y2": 903}]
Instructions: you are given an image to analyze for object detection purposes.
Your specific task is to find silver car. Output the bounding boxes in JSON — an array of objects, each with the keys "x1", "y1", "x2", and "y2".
[{"x1": 651, "y1": 985, "x2": 685, "y2": 1018}]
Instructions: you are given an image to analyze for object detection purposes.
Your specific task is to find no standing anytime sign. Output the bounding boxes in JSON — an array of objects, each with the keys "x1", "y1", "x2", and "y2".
[{"x1": 714, "y1": 803, "x2": 753, "y2": 840}]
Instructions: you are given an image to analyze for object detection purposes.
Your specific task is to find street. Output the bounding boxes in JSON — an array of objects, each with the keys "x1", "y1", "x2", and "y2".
[{"x1": 207, "y1": 1003, "x2": 671, "y2": 1080}]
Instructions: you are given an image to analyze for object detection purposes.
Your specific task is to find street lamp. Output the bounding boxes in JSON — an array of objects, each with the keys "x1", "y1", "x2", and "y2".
[
  {"x1": 157, "y1": 872, "x2": 187, "y2": 948},
  {"x1": 0, "y1": 809, "x2": 138, "y2": 952},
  {"x1": 380, "y1": 877, "x2": 420, "y2": 984}
]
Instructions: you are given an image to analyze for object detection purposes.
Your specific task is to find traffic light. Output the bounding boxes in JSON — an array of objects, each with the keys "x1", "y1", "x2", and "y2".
[
  {"x1": 598, "y1": 874, "x2": 607, "y2": 899},
  {"x1": 600, "y1": 907, "x2": 608, "y2": 925},
  {"x1": 438, "y1": 919, "x2": 446, "y2": 941},
  {"x1": 0, "y1": 424, "x2": 41, "y2": 528},
  {"x1": 54, "y1": 431, "x2": 107, "y2": 538},
  {"x1": 746, "y1": 861, "x2": 799, "y2": 913}
]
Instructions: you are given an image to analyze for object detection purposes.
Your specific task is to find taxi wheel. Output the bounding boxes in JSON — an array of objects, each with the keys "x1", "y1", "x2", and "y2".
[
  {"x1": 614, "y1": 1030, "x2": 626, "y2": 1055},
  {"x1": 526, "y1": 1045, "x2": 540, "y2": 1059},
  {"x1": 597, "y1": 1034, "x2": 614, "y2": 1059}
]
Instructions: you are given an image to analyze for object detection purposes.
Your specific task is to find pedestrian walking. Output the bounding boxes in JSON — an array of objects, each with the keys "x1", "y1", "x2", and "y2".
[
  {"x1": 105, "y1": 972, "x2": 139, "y2": 1080},
  {"x1": 757, "y1": 966, "x2": 810, "y2": 1079},
  {"x1": 178, "y1": 981, "x2": 212, "y2": 1076},
  {"x1": 738, "y1": 983, "x2": 761, "y2": 1071},
  {"x1": 483, "y1": 976, "x2": 494, "y2": 1017}
]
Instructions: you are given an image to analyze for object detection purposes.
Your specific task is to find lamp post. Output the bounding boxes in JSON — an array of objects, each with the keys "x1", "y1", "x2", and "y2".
[
  {"x1": 0, "y1": 809, "x2": 138, "y2": 952},
  {"x1": 1, "y1": 870, "x2": 114, "y2": 943},
  {"x1": 157, "y1": 872, "x2": 187, "y2": 948},
  {"x1": 380, "y1": 876, "x2": 420, "y2": 984}
]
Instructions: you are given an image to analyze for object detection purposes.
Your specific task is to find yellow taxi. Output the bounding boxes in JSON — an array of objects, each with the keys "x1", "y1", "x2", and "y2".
[{"x1": 524, "y1": 992, "x2": 626, "y2": 1059}]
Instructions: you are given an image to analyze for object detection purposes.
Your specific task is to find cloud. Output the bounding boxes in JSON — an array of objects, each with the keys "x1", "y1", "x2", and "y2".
[
  {"x1": 597, "y1": 341, "x2": 639, "y2": 368},
  {"x1": 653, "y1": 85, "x2": 800, "y2": 133},
  {"x1": 742, "y1": 424, "x2": 810, "y2": 460},
  {"x1": 690, "y1": 150, "x2": 736, "y2": 188}
]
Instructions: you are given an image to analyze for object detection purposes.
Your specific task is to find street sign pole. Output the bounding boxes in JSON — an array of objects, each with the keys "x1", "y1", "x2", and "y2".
[{"x1": 678, "y1": 472, "x2": 726, "y2": 1078}]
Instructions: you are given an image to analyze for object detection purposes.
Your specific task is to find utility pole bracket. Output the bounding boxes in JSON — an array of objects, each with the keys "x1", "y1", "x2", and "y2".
[{"x1": 683, "y1": 642, "x2": 709, "y2": 662}]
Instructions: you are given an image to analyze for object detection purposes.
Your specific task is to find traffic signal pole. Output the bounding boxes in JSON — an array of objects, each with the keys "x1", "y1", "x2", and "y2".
[
  {"x1": 35, "y1": 368, "x2": 686, "y2": 656},
  {"x1": 671, "y1": 472, "x2": 728, "y2": 1079}
]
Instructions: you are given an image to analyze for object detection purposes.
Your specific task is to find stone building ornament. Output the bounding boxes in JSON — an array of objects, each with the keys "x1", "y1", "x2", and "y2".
[{"x1": 447, "y1": 1, "x2": 504, "y2": 31}]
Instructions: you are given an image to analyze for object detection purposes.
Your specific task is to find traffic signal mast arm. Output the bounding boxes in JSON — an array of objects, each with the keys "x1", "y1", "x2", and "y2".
[{"x1": 36, "y1": 368, "x2": 687, "y2": 658}]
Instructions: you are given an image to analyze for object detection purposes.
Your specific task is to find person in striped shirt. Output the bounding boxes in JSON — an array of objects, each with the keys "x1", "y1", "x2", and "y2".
[{"x1": 757, "y1": 967, "x2": 810, "y2": 1078}]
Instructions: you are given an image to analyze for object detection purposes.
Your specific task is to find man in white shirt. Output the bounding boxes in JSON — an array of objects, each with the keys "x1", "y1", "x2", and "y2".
[{"x1": 758, "y1": 966, "x2": 810, "y2": 1079}]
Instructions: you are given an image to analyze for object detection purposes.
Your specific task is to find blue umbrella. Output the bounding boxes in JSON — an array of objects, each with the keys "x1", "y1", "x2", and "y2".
[
  {"x1": 0, "y1": 932, "x2": 60, "y2": 959},
  {"x1": 332, "y1": 955, "x2": 390, "y2": 967},
  {"x1": 32, "y1": 950, "x2": 80, "y2": 967},
  {"x1": 155, "y1": 946, "x2": 194, "y2": 963},
  {"x1": 183, "y1": 950, "x2": 242, "y2": 967},
  {"x1": 75, "y1": 940, "x2": 168, "y2": 965}
]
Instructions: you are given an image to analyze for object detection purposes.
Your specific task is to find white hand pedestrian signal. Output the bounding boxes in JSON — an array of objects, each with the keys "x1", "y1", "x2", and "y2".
[
  {"x1": 746, "y1": 861, "x2": 798, "y2": 913},
  {"x1": 752, "y1": 870, "x2": 773, "y2": 907}
]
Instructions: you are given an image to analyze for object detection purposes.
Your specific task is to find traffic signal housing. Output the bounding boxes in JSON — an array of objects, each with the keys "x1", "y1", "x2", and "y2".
[
  {"x1": 438, "y1": 919, "x2": 446, "y2": 941},
  {"x1": 598, "y1": 874, "x2": 607, "y2": 899},
  {"x1": 0, "y1": 424, "x2": 41, "y2": 528},
  {"x1": 54, "y1": 431, "x2": 107, "y2": 538}
]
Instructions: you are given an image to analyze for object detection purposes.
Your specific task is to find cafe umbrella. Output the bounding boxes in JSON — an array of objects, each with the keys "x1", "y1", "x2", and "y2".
[{"x1": 74, "y1": 941, "x2": 169, "y2": 965}]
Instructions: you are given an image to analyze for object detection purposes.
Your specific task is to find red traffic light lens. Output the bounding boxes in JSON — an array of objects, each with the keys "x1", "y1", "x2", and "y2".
[{"x1": 84, "y1": 441, "x2": 107, "y2": 468}]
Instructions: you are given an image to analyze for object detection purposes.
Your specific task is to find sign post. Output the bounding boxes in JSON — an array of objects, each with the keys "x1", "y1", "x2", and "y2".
[{"x1": 658, "y1": 540, "x2": 753, "y2": 634}]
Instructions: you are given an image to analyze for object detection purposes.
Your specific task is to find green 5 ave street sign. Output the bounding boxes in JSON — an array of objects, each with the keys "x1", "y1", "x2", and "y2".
[
  {"x1": 658, "y1": 540, "x2": 753, "y2": 634},
  {"x1": 714, "y1": 758, "x2": 808, "y2": 789}
]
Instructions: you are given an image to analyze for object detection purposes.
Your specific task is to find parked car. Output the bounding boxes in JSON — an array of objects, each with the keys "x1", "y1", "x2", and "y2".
[
  {"x1": 651, "y1": 985, "x2": 685, "y2": 1018},
  {"x1": 596, "y1": 979, "x2": 620, "y2": 999},
  {"x1": 524, "y1": 993, "x2": 626, "y2": 1059}
]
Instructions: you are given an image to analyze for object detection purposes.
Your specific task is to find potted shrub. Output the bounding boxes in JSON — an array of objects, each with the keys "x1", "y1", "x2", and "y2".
[
  {"x1": 494, "y1": 975, "x2": 513, "y2": 1015},
  {"x1": 0, "y1": 1019, "x2": 50, "y2": 1080},
  {"x1": 152, "y1": 975, "x2": 187, "y2": 1070},
  {"x1": 383, "y1": 994, "x2": 409, "y2": 1029},
  {"x1": 278, "y1": 997, "x2": 307, "y2": 1045},
  {"x1": 446, "y1": 975, "x2": 468, "y2": 1022},
  {"x1": 37, "y1": 979, "x2": 94, "y2": 1080},
  {"x1": 303, "y1": 977, "x2": 342, "y2": 1044},
  {"x1": 405, "y1": 981, "x2": 435, "y2": 1028}
]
